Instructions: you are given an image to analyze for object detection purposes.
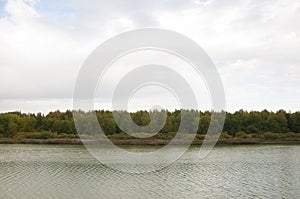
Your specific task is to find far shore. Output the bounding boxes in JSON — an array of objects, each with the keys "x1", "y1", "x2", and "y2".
[{"x1": 1, "y1": 137, "x2": 300, "y2": 145}]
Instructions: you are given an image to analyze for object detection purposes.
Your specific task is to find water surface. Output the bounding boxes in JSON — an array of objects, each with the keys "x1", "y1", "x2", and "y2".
[{"x1": 0, "y1": 144, "x2": 299, "y2": 198}]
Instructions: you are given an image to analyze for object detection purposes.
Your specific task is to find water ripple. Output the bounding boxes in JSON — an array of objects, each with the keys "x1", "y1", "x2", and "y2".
[{"x1": 0, "y1": 145, "x2": 299, "y2": 198}]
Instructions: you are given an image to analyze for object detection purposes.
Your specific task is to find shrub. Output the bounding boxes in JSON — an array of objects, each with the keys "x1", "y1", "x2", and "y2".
[
  {"x1": 281, "y1": 132, "x2": 295, "y2": 138},
  {"x1": 221, "y1": 132, "x2": 232, "y2": 139},
  {"x1": 196, "y1": 134, "x2": 206, "y2": 140},
  {"x1": 154, "y1": 133, "x2": 173, "y2": 140},
  {"x1": 182, "y1": 134, "x2": 197, "y2": 140},
  {"x1": 235, "y1": 131, "x2": 248, "y2": 138},
  {"x1": 57, "y1": 133, "x2": 78, "y2": 139},
  {"x1": 108, "y1": 133, "x2": 133, "y2": 140},
  {"x1": 262, "y1": 132, "x2": 280, "y2": 140},
  {"x1": 14, "y1": 131, "x2": 55, "y2": 139}
]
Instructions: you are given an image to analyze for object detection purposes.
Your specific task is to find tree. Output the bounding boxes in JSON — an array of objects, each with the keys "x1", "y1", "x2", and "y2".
[
  {"x1": 8, "y1": 121, "x2": 18, "y2": 137},
  {"x1": 35, "y1": 112, "x2": 43, "y2": 131},
  {"x1": 19, "y1": 116, "x2": 37, "y2": 132},
  {"x1": 288, "y1": 112, "x2": 300, "y2": 133}
]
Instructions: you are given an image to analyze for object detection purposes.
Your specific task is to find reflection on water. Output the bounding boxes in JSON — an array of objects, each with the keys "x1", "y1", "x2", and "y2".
[{"x1": 0, "y1": 144, "x2": 299, "y2": 198}]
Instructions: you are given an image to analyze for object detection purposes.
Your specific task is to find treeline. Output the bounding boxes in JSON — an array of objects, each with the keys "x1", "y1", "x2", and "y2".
[{"x1": 0, "y1": 109, "x2": 300, "y2": 138}]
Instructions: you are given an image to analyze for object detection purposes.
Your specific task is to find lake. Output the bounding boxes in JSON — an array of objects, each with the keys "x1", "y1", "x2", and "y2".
[{"x1": 0, "y1": 144, "x2": 299, "y2": 198}]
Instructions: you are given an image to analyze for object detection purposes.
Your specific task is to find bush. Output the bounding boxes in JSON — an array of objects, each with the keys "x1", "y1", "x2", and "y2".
[
  {"x1": 154, "y1": 133, "x2": 173, "y2": 140},
  {"x1": 108, "y1": 133, "x2": 133, "y2": 140},
  {"x1": 14, "y1": 131, "x2": 55, "y2": 139},
  {"x1": 56, "y1": 133, "x2": 78, "y2": 139},
  {"x1": 221, "y1": 132, "x2": 232, "y2": 139},
  {"x1": 182, "y1": 134, "x2": 197, "y2": 140},
  {"x1": 235, "y1": 131, "x2": 248, "y2": 138},
  {"x1": 262, "y1": 132, "x2": 280, "y2": 140},
  {"x1": 196, "y1": 134, "x2": 206, "y2": 140},
  {"x1": 281, "y1": 132, "x2": 296, "y2": 138}
]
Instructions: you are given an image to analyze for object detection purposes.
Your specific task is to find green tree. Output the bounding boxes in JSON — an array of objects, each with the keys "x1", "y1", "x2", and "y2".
[{"x1": 8, "y1": 121, "x2": 18, "y2": 137}]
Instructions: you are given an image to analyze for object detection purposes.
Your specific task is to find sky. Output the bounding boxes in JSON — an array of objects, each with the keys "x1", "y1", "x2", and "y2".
[{"x1": 0, "y1": 0, "x2": 299, "y2": 113}]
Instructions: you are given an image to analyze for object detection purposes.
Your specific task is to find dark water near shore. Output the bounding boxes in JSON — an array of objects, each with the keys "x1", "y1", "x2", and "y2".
[{"x1": 0, "y1": 144, "x2": 299, "y2": 198}]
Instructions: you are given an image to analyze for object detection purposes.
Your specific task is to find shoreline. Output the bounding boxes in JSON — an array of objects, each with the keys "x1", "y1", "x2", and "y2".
[{"x1": 1, "y1": 137, "x2": 300, "y2": 145}]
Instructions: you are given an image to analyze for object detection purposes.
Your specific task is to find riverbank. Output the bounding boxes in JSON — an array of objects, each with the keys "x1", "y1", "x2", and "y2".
[{"x1": 1, "y1": 137, "x2": 300, "y2": 145}]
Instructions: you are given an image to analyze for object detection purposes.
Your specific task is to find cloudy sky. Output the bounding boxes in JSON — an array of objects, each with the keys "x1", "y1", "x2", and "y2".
[{"x1": 0, "y1": 0, "x2": 299, "y2": 113}]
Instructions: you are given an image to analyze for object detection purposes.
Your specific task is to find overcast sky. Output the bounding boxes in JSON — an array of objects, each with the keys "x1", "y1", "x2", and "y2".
[{"x1": 0, "y1": 0, "x2": 299, "y2": 113}]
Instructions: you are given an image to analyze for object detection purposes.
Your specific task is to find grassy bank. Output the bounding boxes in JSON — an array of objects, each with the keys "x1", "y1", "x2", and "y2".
[{"x1": 0, "y1": 131, "x2": 300, "y2": 145}]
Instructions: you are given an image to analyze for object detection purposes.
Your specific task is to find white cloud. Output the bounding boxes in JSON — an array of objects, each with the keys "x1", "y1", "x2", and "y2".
[
  {"x1": 0, "y1": 0, "x2": 93, "y2": 100},
  {"x1": 5, "y1": 0, "x2": 39, "y2": 20},
  {"x1": 0, "y1": 0, "x2": 299, "y2": 112}
]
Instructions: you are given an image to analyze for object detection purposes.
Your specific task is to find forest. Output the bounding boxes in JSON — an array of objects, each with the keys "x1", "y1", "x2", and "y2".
[{"x1": 0, "y1": 109, "x2": 300, "y2": 140}]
